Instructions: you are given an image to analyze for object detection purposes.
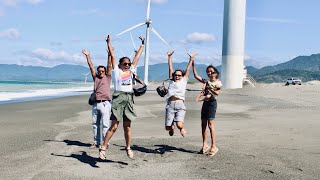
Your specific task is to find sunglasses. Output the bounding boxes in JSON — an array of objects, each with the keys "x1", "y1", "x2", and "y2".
[
  {"x1": 122, "y1": 62, "x2": 132, "y2": 66},
  {"x1": 207, "y1": 71, "x2": 217, "y2": 74},
  {"x1": 174, "y1": 74, "x2": 182, "y2": 77}
]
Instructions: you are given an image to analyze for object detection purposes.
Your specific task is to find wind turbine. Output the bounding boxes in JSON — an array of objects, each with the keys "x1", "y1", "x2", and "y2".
[
  {"x1": 82, "y1": 73, "x2": 89, "y2": 84},
  {"x1": 116, "y1": 0, "x2": 170, "y2": 84}
]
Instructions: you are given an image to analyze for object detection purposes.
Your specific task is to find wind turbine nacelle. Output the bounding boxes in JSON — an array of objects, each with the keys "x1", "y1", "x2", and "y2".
[{"x1": 146, "y1": 19, "x2": 152, "y2": 24}]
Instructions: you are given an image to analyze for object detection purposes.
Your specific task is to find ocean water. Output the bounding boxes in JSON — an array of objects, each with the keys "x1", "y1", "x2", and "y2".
[{"x1": 0, "y1": 81, "x2": 95, "y2": 104}]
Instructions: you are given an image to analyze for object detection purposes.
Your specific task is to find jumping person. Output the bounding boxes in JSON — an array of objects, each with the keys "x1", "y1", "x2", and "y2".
[
  {"x1": 165, "y1": 50, "x2": 195, "y2": 137},
  {"x1": 82, "y1": 48, "x2": 112, "y2": 149},
  {"x1": 99, "y1": 34, "x2": 144, "y2": 160},
  {"x1": 192, "y1": 60, "x2": 222, "y2": 157}
]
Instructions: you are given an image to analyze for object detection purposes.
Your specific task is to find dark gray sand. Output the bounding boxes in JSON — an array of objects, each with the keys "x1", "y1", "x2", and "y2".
[{"x1": 1, "y1": 83, "x2": 320, "y2": 179}]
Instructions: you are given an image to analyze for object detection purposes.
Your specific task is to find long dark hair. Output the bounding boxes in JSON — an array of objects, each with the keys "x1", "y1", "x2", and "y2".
[
  {"x1": 206, "y1": 65, "x2": 219, "y2": 78},
  {"x1": 119, "y1": 57, "x2": 131, "y2": 64}
]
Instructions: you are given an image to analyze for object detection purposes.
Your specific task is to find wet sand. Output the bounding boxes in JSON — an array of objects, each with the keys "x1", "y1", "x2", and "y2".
[{"x1": 1, "y1": 82, "x2": 320, "y2": 179}]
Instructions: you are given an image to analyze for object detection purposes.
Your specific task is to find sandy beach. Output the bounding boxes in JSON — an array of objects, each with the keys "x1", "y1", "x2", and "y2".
[{"x1": 1, "y1": 82, "x2": 320, "y2": 179}]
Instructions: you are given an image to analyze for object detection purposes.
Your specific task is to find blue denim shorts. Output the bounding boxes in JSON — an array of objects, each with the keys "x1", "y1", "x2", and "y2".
[
  {"x1": 165, "y1": 100, "x2": 186, "y2": 126},
  {"x1": 201, "y1": 100, "x2": 217, "y2": 120}
]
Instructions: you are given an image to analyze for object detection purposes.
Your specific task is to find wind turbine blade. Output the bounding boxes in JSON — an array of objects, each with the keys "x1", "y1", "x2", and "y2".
[
  {"x1": 151, "y1": 27, "x2": 170, "y2": 47},
  {"x1": 129, "y1": 52, "x2": 135, "y2": 59},
  {"x1": 130, "y1": 32, "x2": 137, "y2": 51},
  {"x1": 116, "y1": 22, "x2": 146, "y2": 36},
  {"x1": 119, "y1": 49, "x2": 125, "y2": 57},
  {"x1": 146, "y1": 0, "x2": 151, "y2": 19}
]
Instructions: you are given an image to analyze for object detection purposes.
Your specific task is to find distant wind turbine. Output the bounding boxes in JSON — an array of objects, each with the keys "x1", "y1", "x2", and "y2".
[
  {"x1": 82, "y1": 73, "x2": 89, "y2": 84},
  {"x1": 116, "y1": 0, "x2": 170, "y2": 84}
]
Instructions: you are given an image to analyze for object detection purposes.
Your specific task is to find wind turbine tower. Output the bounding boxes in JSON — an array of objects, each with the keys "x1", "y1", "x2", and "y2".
[
  {"x1": 221, "y1": 0, "x2": 247, "y2": 89},
  {"x1": 116, "y1": 0, "x2": 170, "y2": 85},
  {"x1": 82, "y1": 73, "x2": 89, "y2": 84}
]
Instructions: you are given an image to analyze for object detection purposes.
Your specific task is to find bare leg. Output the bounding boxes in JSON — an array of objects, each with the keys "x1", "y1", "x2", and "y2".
[
  {"x1": 101, "y1": 120, "x2": 119, "y2": 149},
  {"x1": 208, "y1": 119, "x2": 218, "y2": 156},
  {"x1": 201, "y1": 119, "x2": 209, "y2": 151},
  {"x1": 176, "y1": 121, "x2": 186, "y2": 137},
  {"x1": 123, "y1": 120, "x2": 131, "y2": 149},
  {"x1": 123, "y1": 119, "x2": 133, "y2": 158}
]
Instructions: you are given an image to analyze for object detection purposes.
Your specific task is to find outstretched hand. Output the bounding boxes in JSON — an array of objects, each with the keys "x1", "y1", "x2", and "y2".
[
  {"x1": 187, "y1": 52, "x2": 198, "y2": 59},
  {"x1": 106, "y1": 34, "x2": 111, "y2": 44},
  {"x1": 139, "y1": 35, "x2": 145, "y2": 45},
  {"x1": 167, "y1": 50, "x2": 174, "y2": 56},
  {"x1": 82, "y1": 49, "x2": 90, "y2": 56}
]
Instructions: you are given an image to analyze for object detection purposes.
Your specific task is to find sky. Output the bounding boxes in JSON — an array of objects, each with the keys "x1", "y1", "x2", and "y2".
[{"x1": 1, "y1": 0, "x2": 320, "y2": 69}]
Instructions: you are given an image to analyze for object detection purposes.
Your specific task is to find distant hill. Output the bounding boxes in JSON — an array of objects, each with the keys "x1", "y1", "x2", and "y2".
[
  {"x1": 0, "y1": 64, "x2": 89, "y2": 82},
  {"x1": 2, "y1": 53, "x2": 320, "y2": 83},
  {"x1": 251, "y1": 53, "x2": 320, "y2": 82}
]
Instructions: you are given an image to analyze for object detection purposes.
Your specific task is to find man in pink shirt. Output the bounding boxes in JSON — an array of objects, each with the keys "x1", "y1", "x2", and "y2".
[{"x1": 82, "y1": 49, "x2": 112, "y2": 148}]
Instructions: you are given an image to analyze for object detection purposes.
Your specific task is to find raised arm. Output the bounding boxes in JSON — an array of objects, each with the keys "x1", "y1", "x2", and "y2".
[
  {"x1": 185, "y1": 52, "x2": 197, "y2": 79},
  {"x1": 167, "y1": 50, "x2": 174, "y2": 79},
  {"x1": 192, "y1": 58, "x2": 203, "y2": 82},
  {"x1": 106, "y1": 35, "x2": 117, "y2": 69},
  {"x1": 82, "y1": 49, "x2": 96, "y2": 80},
  {"x1": 106, "y1": 48, "x2": 113, "y2": 76},
  {"x1": 131, "y1": 36, "x2": 145, "y2": 68}
]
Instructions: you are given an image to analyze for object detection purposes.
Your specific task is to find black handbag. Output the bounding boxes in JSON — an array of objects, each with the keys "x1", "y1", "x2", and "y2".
[
  {"x1": 156, "y1": 79, "x2": 169, "y2": 97},
  {"x1": 132, "y1": 72, "x2": 147, "y2": 96},
  {"x1": 88, "y1": 92, "x2": 96, "y2": 105}
]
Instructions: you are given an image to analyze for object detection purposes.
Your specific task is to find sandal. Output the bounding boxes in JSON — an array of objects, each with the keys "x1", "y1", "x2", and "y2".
[
  {"x1": 126, "y1": 148, "x2": 134, "y2": 159},
  {"x1": 199, "y1": 146, "x2": 209, "y2": 154},
  {"x1": 99, "y1": 147, "x2": 107, "y2": 160},
  {"x1": 90, "y1": 143, "x2": 97, "y2": 149},
  {"x1": 169, "y1": 129, "x2": 174, "y2": 136},
  {"x1": 208, "y1": 147, "x2": 219, "y2": 157}
]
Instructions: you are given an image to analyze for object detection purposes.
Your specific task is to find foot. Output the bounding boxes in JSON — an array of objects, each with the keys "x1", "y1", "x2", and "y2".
[
  {"x1": 208, "y1": 146, "x2": 219, "y2": 157},
  {"x1": 126, "y1": 148, "x2": 134, "y2": 159},
  {"x1": 180, "y1": 128, "x2": 187, "y2": 137},
  {"x1": 169, "y1": 129, "x2": 174, "y2": 136},
  {"x1": 90, "y1": 143, "x2": 98, "y2": 149},
  {"x1": 99, "y1": 147, "x2": 107, "y2": 160},
  {"x1": 199, "y1": 145, "x2": 209, "y2": 154}
]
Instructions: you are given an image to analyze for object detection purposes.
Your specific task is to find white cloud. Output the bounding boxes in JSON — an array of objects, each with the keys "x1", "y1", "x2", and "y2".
[
  {"x1": 27, "y1": 0, "x2": 43, "y2": 5},
  {"x1": 0, "y1": 9, "x2": 4, "y2": 16},
  {"x1": 186, "y1": 32, "x2": 216, "y2": 43},
  {"x1": 0, "y1": 28, "x2": 20, "y2": 39},
  {"x1": 30, "y1": 48, "x2": 85, "y2": 64},
  {"x1": 150, "y1": 0, "x2": 168, "y2": 4},
  {"x1": 1, "y1": 0, "x2": 17, "y2": 7},
  {"x1": 247, "y1": 16, "x2": 298, "y2": 24}
]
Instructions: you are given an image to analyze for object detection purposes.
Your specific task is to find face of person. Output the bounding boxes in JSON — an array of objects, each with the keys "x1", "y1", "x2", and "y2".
[
  {"x1": 206, "y1": 67, "x2": 217, "y2": 79},
  {"x1": 173, "y1": 71, "x2": 183, "y2": 81},
  {"x1": 120, "y1": 58, "x2": 132, "y2": 71},
  {"x1": 97, "y1": 67, "x2": 105, "y2": 78}
]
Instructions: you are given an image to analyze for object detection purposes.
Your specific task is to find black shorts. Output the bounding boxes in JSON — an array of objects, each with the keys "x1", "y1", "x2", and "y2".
[{"x1": 201, "y1": 100, "x2": 217, "y2": 120}]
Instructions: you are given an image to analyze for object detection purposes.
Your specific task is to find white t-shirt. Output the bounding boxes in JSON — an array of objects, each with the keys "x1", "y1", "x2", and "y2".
[
  {"x1": 113, "y1": 66, "x2": 135, "y2": 92},
  {"x1": 167, "y1": 77, "x2": 188, "y2": 101}
]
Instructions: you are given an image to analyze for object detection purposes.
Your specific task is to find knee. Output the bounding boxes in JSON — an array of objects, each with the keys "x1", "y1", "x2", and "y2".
[
  {"x1": 208, "y1": 121, "x2": 214, "y2": 129},
  {"x1": 110, "y1": 124, "x2": 118, "y2": 132},
  {"x1": 176, "y1": 122, "x2": 183, "y2": 129}
]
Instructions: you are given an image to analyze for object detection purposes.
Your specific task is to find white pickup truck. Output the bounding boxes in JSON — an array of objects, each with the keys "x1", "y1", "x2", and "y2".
[{"x1": 285, "y1": 78, "x2": 302, "y2": 85}]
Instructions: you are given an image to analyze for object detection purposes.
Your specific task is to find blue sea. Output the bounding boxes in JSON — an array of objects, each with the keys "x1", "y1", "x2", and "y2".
[{"x1": 0, "y1": 81, "x2": 95, "y2": 104}]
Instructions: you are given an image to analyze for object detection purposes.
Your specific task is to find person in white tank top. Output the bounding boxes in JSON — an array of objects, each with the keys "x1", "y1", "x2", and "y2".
[{"x1": 165, "y1": 50, "x2": 197, "y2": 137}]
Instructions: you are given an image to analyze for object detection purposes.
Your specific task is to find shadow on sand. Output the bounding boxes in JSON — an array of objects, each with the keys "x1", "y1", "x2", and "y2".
[
  {"x1": 44, "y1": 139, "x2": 91, "y2": 147},
  {"x1": 51, "y1": 151, "x2": 128, "y2": 168},
  {"x1": 113, "y1": 144, "x2": 197, "y2": 155}
]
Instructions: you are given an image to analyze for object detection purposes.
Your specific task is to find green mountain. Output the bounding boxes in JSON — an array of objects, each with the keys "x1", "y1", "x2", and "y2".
[
  {"x1": 2, "y1": 53, "x2": 320, "y2": 83},
  {"x1": 251, "y1": 53, "x2": 320, "y2": 82},
  {"x1": 0, "y1": 64, "x2": 90, "y2": 82}
]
